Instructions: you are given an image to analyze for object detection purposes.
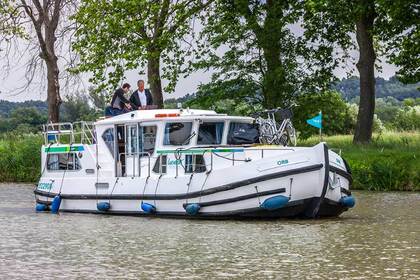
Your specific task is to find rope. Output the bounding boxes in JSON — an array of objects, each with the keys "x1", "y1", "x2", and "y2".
[
  {"x1": 212, "y1": 151, "x2": 251, "y2": 162},
  {"x1": 58, "y1": 142, "x2": 73, "y2": 195},
  {"x1": 107, "y1": 177, "x2": 119, "y2": 204},
  {"x1": 153, "y1": 174, "x2": 163, "y2": 207}
]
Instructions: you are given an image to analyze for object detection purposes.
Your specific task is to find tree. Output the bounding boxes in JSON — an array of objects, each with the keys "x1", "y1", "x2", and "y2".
[
  {"x1": 194, "y1": 0, "x2": 341, "y2": 108},
  {"x1": 60, "y1": 92, "x2": 99, "y2": 122},
  {"x1": 1, "y1": 0, "x2": 79, "y2": 123},
  {"x1": 377, "y1": 0, "x2": 419, "y2": 84},
  {"x1": 304, "y1": 0, "x2": 419, "y2": 143},
  {"x1": 0, "y1": 0, "x2": 23, "y2": 38},
  {"x1": 73, "y1": 0, "x2": 213, "y2": 108}
]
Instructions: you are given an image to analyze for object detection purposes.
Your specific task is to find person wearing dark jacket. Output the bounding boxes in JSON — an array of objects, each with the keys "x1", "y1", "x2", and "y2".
[
  {"x1": 129, "y1": 80, "x2": 153, "y2": 109},
  {"x1": 105, "y1": 83, "x2": 132, "y2": 117}
]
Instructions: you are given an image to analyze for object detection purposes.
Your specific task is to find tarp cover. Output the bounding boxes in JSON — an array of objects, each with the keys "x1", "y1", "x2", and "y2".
[{"x1": 227, "y1": 123, "x2": 260, "y2": 145}]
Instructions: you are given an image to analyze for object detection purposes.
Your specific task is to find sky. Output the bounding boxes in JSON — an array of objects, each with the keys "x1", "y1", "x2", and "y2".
[{"x1": 0, "y1": 40, "x2": 399, "y2": 102}]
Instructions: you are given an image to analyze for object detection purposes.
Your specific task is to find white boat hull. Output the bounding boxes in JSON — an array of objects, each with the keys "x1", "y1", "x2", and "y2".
[{"x1": 35, "y1": 143, "x2": 354, "y2": 219}]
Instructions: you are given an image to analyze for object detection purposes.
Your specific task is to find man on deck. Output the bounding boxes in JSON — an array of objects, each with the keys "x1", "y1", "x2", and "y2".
[
  {"x1": 105, "y1": 83, "x2": 132, "y2": 117},
  {"x1": 129, "y1": 79, "x2": 153, "y2": 109}
]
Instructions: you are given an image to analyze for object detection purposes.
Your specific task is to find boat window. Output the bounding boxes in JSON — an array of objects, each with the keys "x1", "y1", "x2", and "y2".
[
  {"x1": 152, "y1": 155, "x2": 167, "y2": 174},
  {"x1": 185, "y1": 154, "x2": 206, "y2": 173},
  {"x1": 197, "y1": 122, "x2": 224, "y2": 145},
  {"x1": 227, "y1": 122, "x2": 260, "y2": 145},
  {"x1": 101, "y1": 128, "x2": 115, "y2": 157},
  {"x1": 47, "y1": 153, "x2": 81, "y2": 171},
  {"x1": 139, "y1": 125, "x2": 157, "y2": 156},
  {"x1": 163, "y1": 122, "x2": 193, "y2": 145}
]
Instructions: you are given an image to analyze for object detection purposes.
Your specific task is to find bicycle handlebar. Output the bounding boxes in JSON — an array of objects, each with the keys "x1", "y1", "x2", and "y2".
[{"x1": 252, "y1": 107, "x2": 293, "y2": 119}]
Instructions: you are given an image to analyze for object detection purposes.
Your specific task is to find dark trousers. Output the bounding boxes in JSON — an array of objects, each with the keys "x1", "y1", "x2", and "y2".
[{"x1": 105, "y1": 106, "x2": 130, "y2": 117}]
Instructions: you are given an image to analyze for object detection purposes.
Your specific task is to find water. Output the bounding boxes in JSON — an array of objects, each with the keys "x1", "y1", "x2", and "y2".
[{"x1": 0, "y1": 184, "x2": 419, "y2": 279}]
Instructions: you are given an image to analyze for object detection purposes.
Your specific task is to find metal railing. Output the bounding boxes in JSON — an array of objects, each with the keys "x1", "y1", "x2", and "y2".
[
  {"x1": 118, "y1": 152, "x2": 151, "y2": 178},
  {"x1": 42, "y1": 121, "x2": 96, "y2": 145},
  {"x1": 117, "y1": 146, "x2": 296, "y2": 178}
]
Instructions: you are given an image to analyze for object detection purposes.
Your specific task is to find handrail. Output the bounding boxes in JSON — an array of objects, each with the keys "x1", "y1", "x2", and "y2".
[
  {"x1": 118, "y1": 151, "x2": 152, "y2": 178},
  {"x1": 42, "y1": 121, "x2": 96, "y2": 145},
  {"x1": 157, "y1": 146, "x2": 296, "y2": 173}
]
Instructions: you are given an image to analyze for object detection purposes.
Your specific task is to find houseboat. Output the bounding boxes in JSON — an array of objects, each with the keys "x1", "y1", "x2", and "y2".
[{"x1": 34, "y1": 108, "x2": 355, "y2": 218}]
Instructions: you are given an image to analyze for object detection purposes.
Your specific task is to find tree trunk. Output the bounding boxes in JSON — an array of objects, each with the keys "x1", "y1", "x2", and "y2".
[
  {"x1": 353, "y1": 2, "x2": 376, "y2": 144},
  {"x1": 147, "y1": 55, "x2": 163, "y2": 109},
  {"x1": 46, "y1": 58, "x2": 61, "y2": 123},
  {"x1": 258, "y1": 0, "x2": 291, "y2": 109}
]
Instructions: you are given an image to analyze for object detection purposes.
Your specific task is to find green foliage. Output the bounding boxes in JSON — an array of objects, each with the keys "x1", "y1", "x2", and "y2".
[
  {"x1": 60, "y1": 93, "x2": 102, "y2": 122},
  {"x1": 185, "y1": 79, "x2": 263, "y2": 115},
  {"x1": 0, "y1": 1, "x2": 26, "y2": 39},
  {"x1": 0, "y1": 107, "x2": 47, "y2": 133},
  {"x1": 377, "y1": 0, "x2": 420, "y2": 83},
  {"x1": 0, "y1": 133, "x2": 43, "y2": 182},
  {"x1": 300, "y1": 132, "x2": 420, "y2": 191},
  {"x1": 72, "y1": 0, "x2": 209, "y2": 94},
  {"x1": 393, "y1": 106, "x2": 420, "y2": 131},
  {"x1": 195, "y1": 0, "x2": 340, "y2": 108},
  {"x1": 294, "y1": 91, "x2": 354, "y2": 139}
]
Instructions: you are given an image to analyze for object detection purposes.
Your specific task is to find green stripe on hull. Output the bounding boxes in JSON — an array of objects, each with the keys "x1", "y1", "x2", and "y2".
[
  {"x1": 44, "y1": 146, "x2": 85, "y2": 153},
  {"x1": 157, "y1": 148, "x2": 244, "y2": 155}
]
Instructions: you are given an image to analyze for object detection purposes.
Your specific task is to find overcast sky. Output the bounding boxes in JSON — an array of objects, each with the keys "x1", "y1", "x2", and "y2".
[{"x1": 0, "y1": 43, "x2": 398, "y2": 102}]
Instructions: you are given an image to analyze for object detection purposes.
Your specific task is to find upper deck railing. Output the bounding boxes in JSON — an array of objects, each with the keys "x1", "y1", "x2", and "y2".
[{"x1": 42, "y1": 121, "x2": 96, "y2": 145}]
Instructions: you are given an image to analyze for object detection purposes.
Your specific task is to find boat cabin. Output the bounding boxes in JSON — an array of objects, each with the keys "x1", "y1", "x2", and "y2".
[{"x1": 42, "y1": 109, "x2": 264, "y2": 179}]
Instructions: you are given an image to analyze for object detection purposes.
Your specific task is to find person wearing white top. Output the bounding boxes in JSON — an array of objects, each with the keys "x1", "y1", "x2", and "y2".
[{"x1": 129, "y1": 79, "x2": 154, "y2": 109}]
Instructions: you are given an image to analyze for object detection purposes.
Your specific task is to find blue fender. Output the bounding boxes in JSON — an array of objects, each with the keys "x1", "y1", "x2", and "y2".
[
  {"x1": 97, "y1": 202, "x2": 111, "y2": 211},
  {"x1": 35, "y1": 203, "x2": 50, "y2": 212},
  {"x1": 141, "y1": 202, "x2": 156, "y2": 214},
  {"x1": 51, "y1": 195, "x2": 62, "y2": 214},
  {"x1": 339, "y1": 196, "x2": 356, "y2": 208},
  {"x1": 185, "y1": 203, "x2": 201, "y2": 215},
  {"x1": 260, "y1": 195, "x2": 289, "y2": 211}
]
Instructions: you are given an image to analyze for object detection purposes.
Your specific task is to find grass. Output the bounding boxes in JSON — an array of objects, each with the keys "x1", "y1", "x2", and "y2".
[
  {"x1": 299, "y1": 132, "x2": 420, "y2": 191},
  {"x1": 0, "y1": 132, "x2": 418, "y2": 191},
  {"x1": 0, "y1": 133, "x2": 43, "y2": 183}
]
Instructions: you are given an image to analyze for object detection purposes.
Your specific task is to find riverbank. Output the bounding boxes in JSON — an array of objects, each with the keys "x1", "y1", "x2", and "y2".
[
  {"x1": 0, "y1": 132, "x2": 419, "y2": 191},
  {"x1": 300, "y1": 132, "x2": 420, "y2": 191}
]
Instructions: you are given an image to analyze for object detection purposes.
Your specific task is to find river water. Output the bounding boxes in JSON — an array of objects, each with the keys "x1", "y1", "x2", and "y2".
[{"x1": 0, "y1": 184, "x2": 418, "y2": 279}]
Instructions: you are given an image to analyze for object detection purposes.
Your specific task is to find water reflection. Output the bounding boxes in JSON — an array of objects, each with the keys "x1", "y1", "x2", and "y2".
[{"x1": 0, "y1": 184, "x2": 418, "y2": 279}]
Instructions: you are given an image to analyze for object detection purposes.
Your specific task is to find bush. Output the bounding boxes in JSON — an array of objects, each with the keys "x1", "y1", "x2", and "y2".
[
  {"x1": 392, "y1": 106, "x2": 420, "y2": 131},
  {"x1": 294, "y1": 91, "x2": 354, "y2": 139},
  {"x1": 0, "y1": 133, "x2": 43, "y2": 182}
]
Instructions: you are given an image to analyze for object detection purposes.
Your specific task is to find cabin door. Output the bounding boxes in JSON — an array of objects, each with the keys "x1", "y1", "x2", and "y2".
[
  {"x1": 115, "y1": 125, "x2": 126, "y2": 177},
  {"x1": 125, "y1": 124, "x2": 139, "y2": 177}
]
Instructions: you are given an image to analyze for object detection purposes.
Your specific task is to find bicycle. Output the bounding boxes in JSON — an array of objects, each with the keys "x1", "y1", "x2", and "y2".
[{"x1": 252, "y1": 108, "x2": 297, "y2": 146}]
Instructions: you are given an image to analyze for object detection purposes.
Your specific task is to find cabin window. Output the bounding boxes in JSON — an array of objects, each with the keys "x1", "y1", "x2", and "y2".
[
  {"x1": 163, "y1": 122, "x2": 193, "y2": 146},
  {"x1": 197, "y1": 122, "x2": 224, "y2": 145},
  {"x1": 185, "y1": 154, "x2": 206, "y2": 173},
  {"x1": 139, "y1": 125, "x2": 157, "y2": 156},
  {"x1": 227, "y1": 122, "x2": 260, "y2": 145},
  {"x1": 152, "y1": 155, "x2": 167, "y2": 174},
  {"x1": 47, "y1": 153, "x2": 81, "y2": 171},
  {"x1": 102, "y1": 128, "x2": 115, "y2": 157}
]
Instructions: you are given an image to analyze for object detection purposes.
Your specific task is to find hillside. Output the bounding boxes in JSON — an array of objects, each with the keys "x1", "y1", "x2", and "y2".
[
  {"x1": 333, "y1": 76, "x2": 419, "y2": 101},
  {"x1": 0, "y1": 100, "x2": 48, "y2": 117}
]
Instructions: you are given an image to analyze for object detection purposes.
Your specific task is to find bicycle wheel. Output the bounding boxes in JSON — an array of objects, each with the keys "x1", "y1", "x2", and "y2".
[
  {"x1": 259, "y1": 122, "x2": 275, "y2": 144},
  {"x1": 286, "y1": 122, "x2": 297, "y2": 146}
]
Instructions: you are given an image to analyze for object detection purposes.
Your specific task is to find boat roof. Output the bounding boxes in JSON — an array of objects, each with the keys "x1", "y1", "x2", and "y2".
[{"x1": 95, "y1": 109, "x2": 254, "y2": 126}]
